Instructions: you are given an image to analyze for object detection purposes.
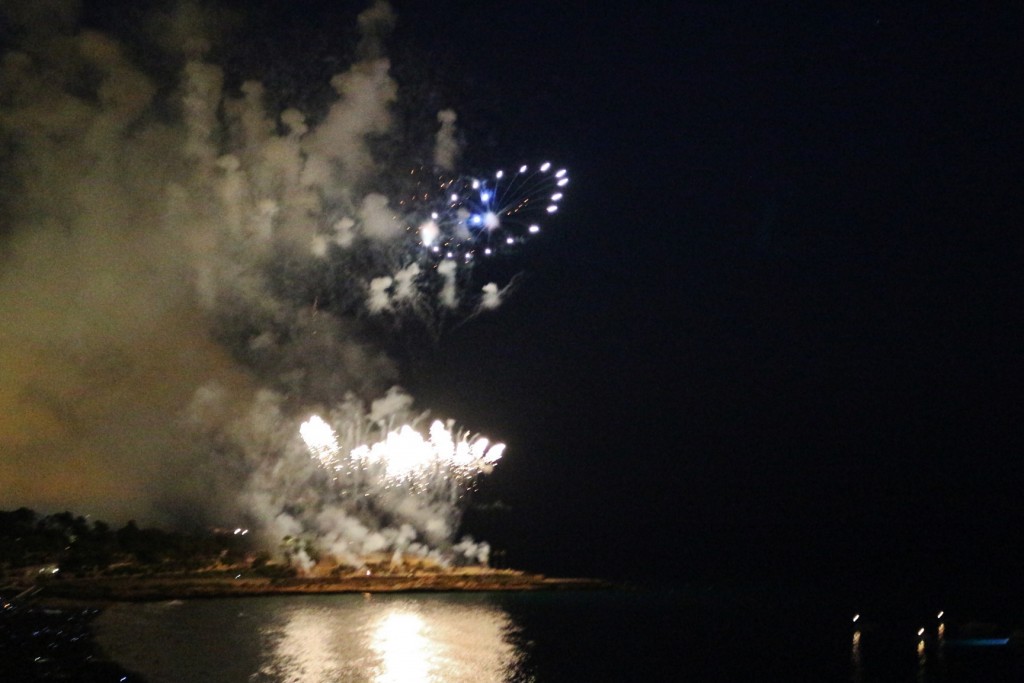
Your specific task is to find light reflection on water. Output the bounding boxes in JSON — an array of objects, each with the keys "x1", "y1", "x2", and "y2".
[
  {"x1": 371, "y1": 611, "x2": 432, "y2": 682},
  {"x1": 95, "y1": 593, "x2": 528, "y2": 683},
  {"x1": 851, "y1": 629, "x2": 863, "y2": 683}
]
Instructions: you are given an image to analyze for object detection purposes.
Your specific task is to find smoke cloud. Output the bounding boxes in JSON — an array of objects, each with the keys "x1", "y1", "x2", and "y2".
[
  {"x1": 0, "y1": 0, "x2": 503, "y2": 568},
  {"x1": 433, "y1": 109, "x2": 459, "y2": 170}
]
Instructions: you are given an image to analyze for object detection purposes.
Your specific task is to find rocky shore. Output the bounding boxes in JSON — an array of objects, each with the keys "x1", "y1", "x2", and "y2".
[{"x1": 34, "y1": 570, "x2": 611, "y2": 602}]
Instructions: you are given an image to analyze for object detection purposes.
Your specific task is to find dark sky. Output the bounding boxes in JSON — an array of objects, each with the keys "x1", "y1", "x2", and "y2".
[
  {"x1": 384, "y1": 3, "x2": 1024, "y2": 601},
  {"x1": 7, "y1": 1, "x2": 1023, "y2": 604}
]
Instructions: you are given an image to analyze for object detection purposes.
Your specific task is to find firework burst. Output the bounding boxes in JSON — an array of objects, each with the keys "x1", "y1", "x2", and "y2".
[{"x1": 397, "y1": 162, "x2": 569, "y2": 262}]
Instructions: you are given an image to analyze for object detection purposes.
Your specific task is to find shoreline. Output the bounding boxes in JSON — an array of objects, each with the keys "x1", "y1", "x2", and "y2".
[{"x1": 29, "y1": 571, "x2": 614, "y2": 603}]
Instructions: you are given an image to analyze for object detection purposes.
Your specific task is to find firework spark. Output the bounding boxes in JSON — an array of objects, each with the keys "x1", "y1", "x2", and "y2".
[
  {"x1": 397, "y1": 163, "x2": 570, "y2": 262},
  {"x1": 302, "y1": 415, "x2": 504, "y2": 493},
  {"x1": 299, "y1": 415, "x2": 340, "y2": 467},
  {"x1": 359, "y1": 162, "x2": 568, "y2": 328}
]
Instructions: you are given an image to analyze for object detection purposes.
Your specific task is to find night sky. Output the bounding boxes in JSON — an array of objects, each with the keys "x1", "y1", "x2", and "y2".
[
  {"x1": 3, "y1": 2, "x2": 1022, "y2": 608},
  {"x1": 397, "y1": 3, "x2": 1024, "y2": 602}
]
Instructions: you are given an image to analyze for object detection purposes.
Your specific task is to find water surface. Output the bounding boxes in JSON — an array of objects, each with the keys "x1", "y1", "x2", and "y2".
[
  {"x1": 96, "y1": 593, "x2": 531, "y2": 682},
  {"x1": 95, "y1": 588, "x2": 1020, "y2": 681}
]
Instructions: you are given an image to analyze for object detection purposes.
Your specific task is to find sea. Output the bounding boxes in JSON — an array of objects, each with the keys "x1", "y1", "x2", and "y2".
[{"x1": 93, "y1": 588, "x2": 1023, "y2": 682}]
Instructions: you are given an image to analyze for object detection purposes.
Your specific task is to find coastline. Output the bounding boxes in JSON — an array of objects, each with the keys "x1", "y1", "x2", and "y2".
[{"x1": 32, "y1": 570, "x2": 612, "y2": 603}]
